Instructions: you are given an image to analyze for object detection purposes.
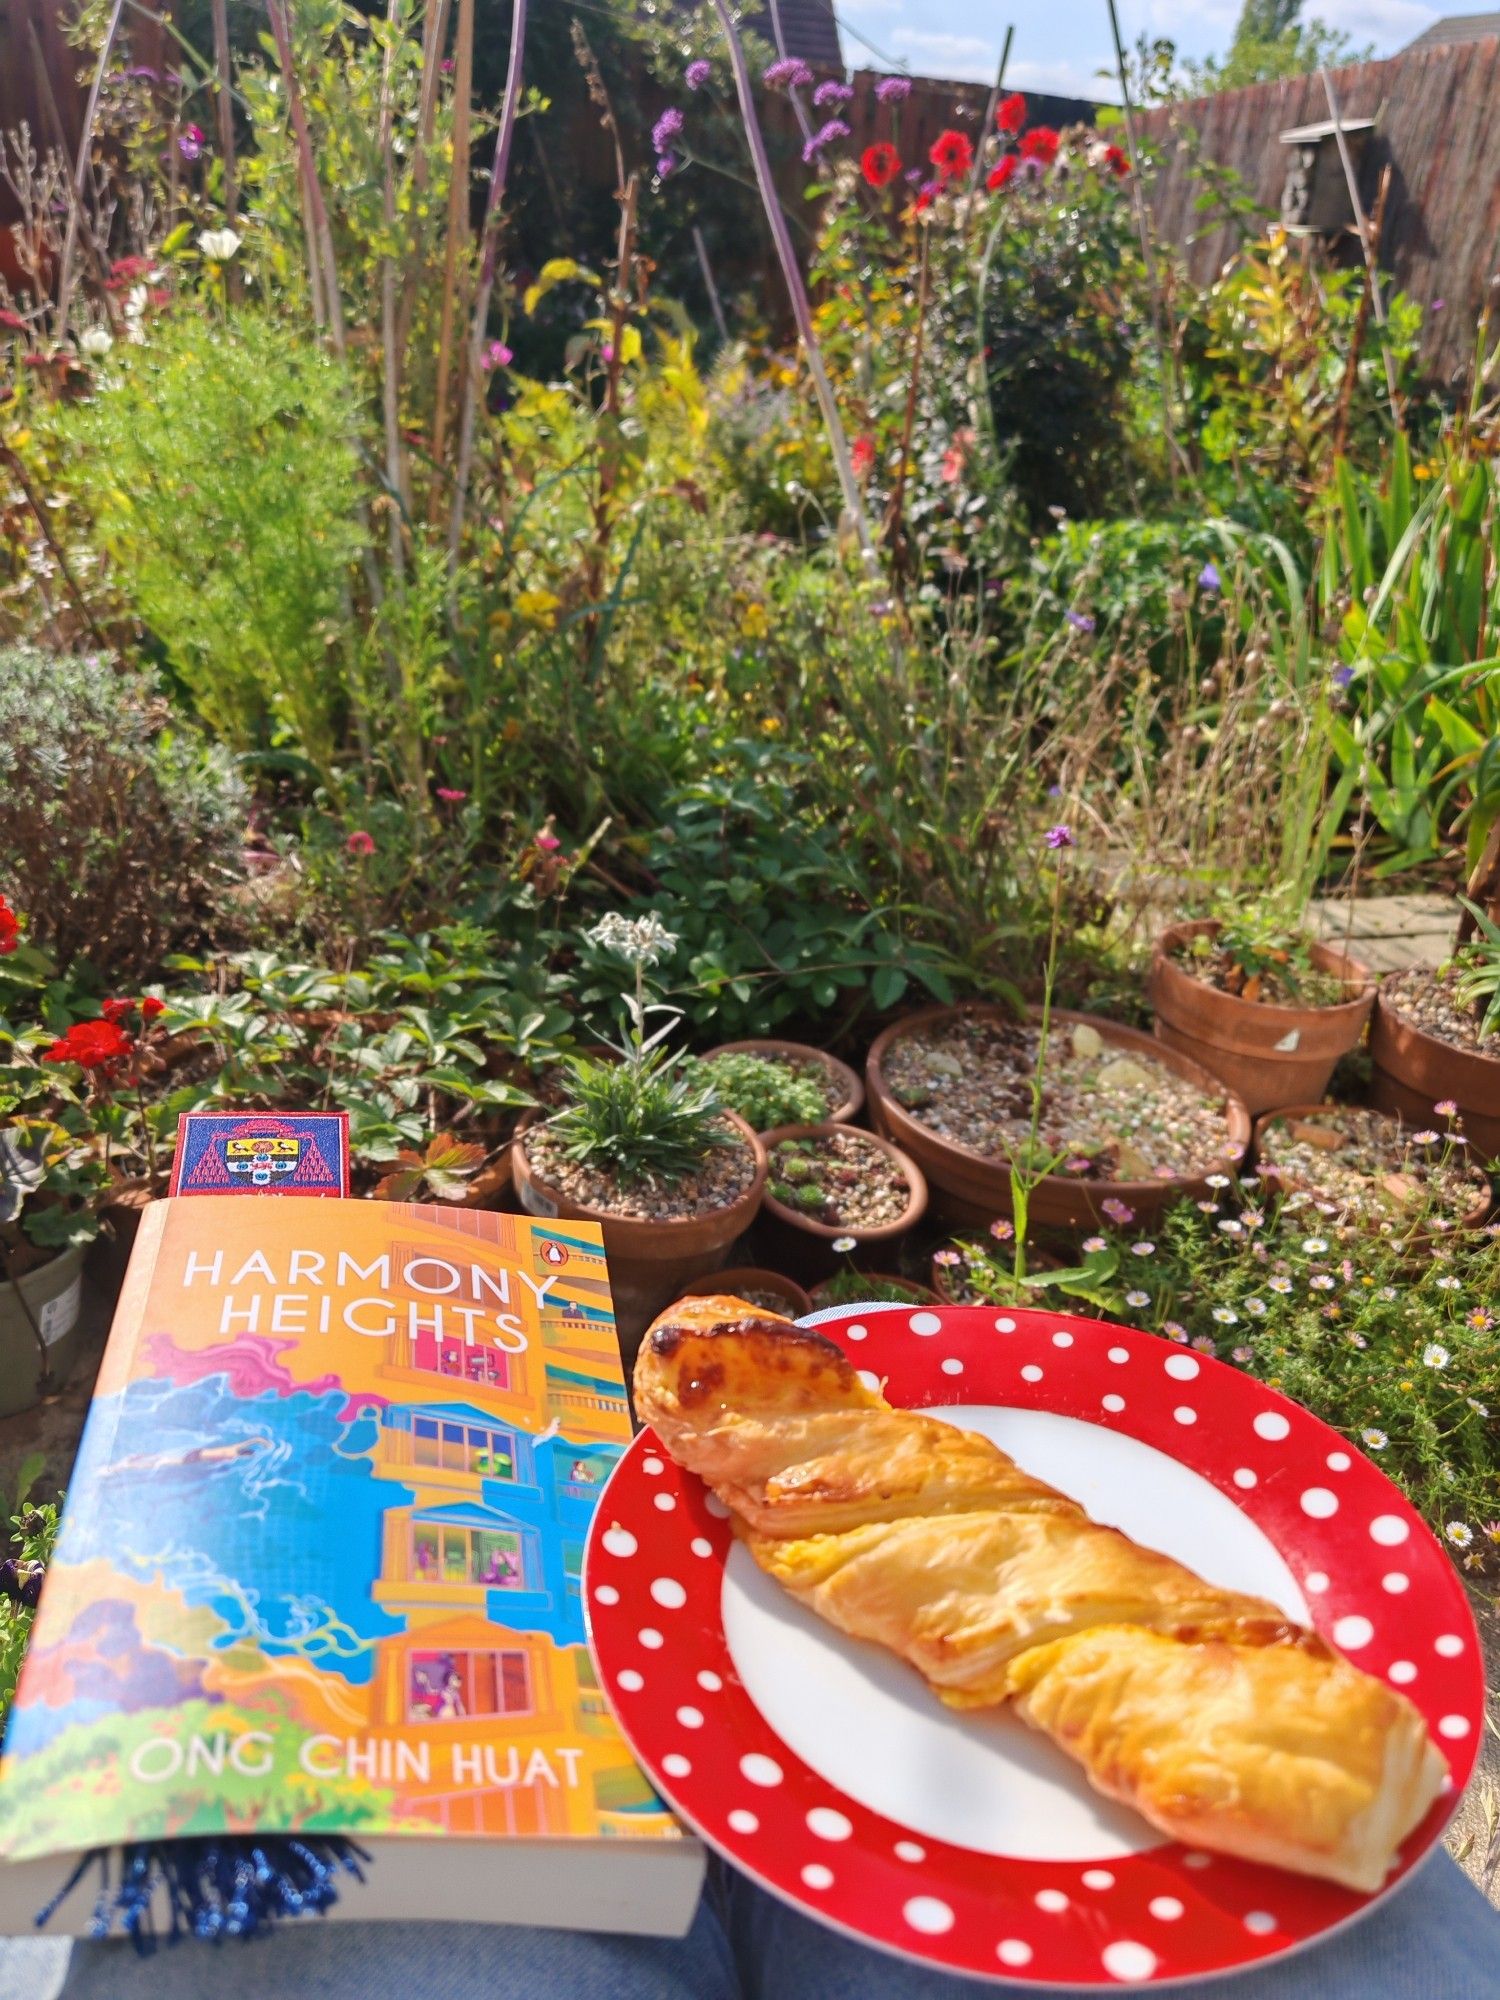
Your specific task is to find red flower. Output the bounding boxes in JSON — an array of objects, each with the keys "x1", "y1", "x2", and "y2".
[
  {"x1": 929, "y1": 129, "x2": 974, "y2": 183},
  {"x1": 101, "y1": 998, "x2": 135, "y2": 1024},
  {"x1": 0, "y1": 895, "x2": 18, "y2": 955},
  {"x1": 851, "y1": 435, "x2": 876, "y2": 478},
  {"x1": 1102, "y1": 143, "x2": 1130, "y2": 177},
  {"x1": 861, "y1": 142, "x2": 901, "y2": 190},
  {"x1": 0, "y1": 310, "x2": 27, "y2": 334},
  {"x1": 42, "y1": 1019, "x2": 135, "y2": 1074},
  {"x1": 104, "y1": 255, "x2": 155, "y2": 291},
  {"x1": 140, "y1": 996, "x2": 166, "y2": 1021},
  {"x1": 997, "y1": 92, "x2": 1027, "y2": 134},
  {"x1": 346, "y1": 830, "x2": 376, "y2": 858},
  {"x1": 1019, "y1": 126, "x2": 1060, "y2": 166},
  {"x1": 913, "y1": 181, "x2": 941, "y2": 213},
  {"x1": 987, "y1": 156, "x2": 1017, "y2": 193}
]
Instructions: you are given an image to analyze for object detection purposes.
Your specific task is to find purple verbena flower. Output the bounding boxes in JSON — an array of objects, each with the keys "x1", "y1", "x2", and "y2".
[
  {"x1": 686, "y1": 59, "x2": 711, "y2": 89},
  {"x1": 1045, "y1": 824, "x2": 1074, "y2": 849},
  {"x1": 803, "y1": 119, "x2": 850, "y2": 163},
  {"x1": 1197, "y1": 560, "x2": 1221, "y2": 593},
  {"x1": 876, "y1": 75, "x2": 913, "y2": 103},
  {"x1": 765, "y1": 57, "x2": 814, "y2": 90},
  {"x1": 1331, "y1": 664, "x2": 1355, "y2": 689},
  {"x1": 656, "y1": 155, "x2": 677, "y2": 178},
  {"x1": 814, "y1": 80, "x2": 854, "y2": 107},
  {"x1": 651, "y1": 106, "x2": 685, "y2": 157},
  {"x1": 1065, "y1": 609, "x2": 1096, "y2": 633},
  {"x1": 178, "y1": 123, "x2": 205, "y2": 162}
]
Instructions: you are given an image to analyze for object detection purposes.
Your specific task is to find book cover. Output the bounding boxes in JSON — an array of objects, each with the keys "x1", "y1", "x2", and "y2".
[{"x1": 0, "y1": 1199, "x2": 686, "y2": 1902}]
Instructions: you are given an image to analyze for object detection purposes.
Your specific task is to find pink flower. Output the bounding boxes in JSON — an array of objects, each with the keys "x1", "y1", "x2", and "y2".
[
  {"x1": 1101, "y1": 1197, "x2": 1134, "y2": 1225},
  {"x1": 535, "y1": 830, "x2": 562, "y2": 854},
  {"x1": 178, "y1": 124, "x2": 205, "y2": 162},
  {"x1": 435, "y1": 787, "x2": 467, "y2": 803},
  {"x1": 346, "y1": 830, "x2": 375, "y2": 858},
  {"x1": 483, "y1": 340, "x2": 513, "y2": 370}
]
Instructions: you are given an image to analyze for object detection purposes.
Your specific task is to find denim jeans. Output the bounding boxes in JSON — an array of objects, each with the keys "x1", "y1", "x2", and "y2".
[{"x1": 0, "y1": 1853, "x2": 1493, "y2": 2000}]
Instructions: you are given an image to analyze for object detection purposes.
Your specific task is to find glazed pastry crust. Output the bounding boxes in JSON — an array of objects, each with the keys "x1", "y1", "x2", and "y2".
[{"x1": 634, "y1": 1299, "x2": 1446, "y2": 1894}]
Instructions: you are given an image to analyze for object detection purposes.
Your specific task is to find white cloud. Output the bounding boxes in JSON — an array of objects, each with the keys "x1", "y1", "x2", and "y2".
[
  {"x1": 1311, "y1": 0, "x2": 1435, "y2": 45},
  {"x1": 889, "y1": 28, "x2": 995, "y2": 78},
  {"x1": 1009, "y1": 55, "x2": 1121, "y2": 102},
  {"x1": 837, "y1": 0, "x2": 902, "y2": 15}
]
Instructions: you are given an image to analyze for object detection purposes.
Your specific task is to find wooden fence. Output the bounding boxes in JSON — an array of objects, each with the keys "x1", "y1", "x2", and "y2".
[{"x1": 1135, "y1": 37, "x2": 1500, "y2": 390}]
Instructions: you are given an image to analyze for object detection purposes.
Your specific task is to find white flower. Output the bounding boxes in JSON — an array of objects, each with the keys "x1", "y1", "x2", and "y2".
[
  {"x1": 1301, "y1": 1237, "x2": 1328, "y2": 1254},
  {"x1": 1125, "y1": 1289, "x2": 1151, "y2": 1308},
  {"x1": 1445, "y1": 1521, "x2": 1473, "y2": 1548},
  {"x1": 1377, "y1": 1286, "x2": 1398, "y2": 1301},
  {"x1": 79, "y1": 326, "x2": 113, "y2": 357},
  {"x1": 830, "y1": 1235, "x2": 857, "y2": 1255},
  {"x1": 1422, "y1": 1343, "x2": 1450, "y2": 1370},
  {"x1": 1130, "y1": 1240, "x2": 1155, "y2": 1256},
  {"x1": 1361, "y1": 1428, "x2": 1388, "y2": 1450},
  {"x1": 1217, "y1": 1219, "x2": 1243, "y2": 1236},
  {"x1": 1082, "y1": 1235, "x2": 1106, "y2": 1253},
  {"x1": 1435, "y1": 1275, "x2": 1460, "y2": 1291},
  {"x1": 123, "y1": 283, "x2": 148, "y2": 342},
  {"x1": 1211, "y1": 1306, "x2": 1239, "y2": 1325},
  {"x1": 1309, "y1": 1273, "x2": 1335, "y2": 1290},
  {"x1": 198, "y1": 227, "x2": 243, "y2": 262},
  {"x1": 586, "y1": 911, "x2": 679, "y2": 970},
  {"x1": 1268, "y1": 1275, "x2": 1293, "y2": 1294},
  {"x1": 1467, "y1": 1399, "x2": 1490, "y2": 1417},
  {"x1": 1246, "y1": 1297, "x2": 1266, "y2": 1316},
  {"x1": 1205, "y1": 1173, "x2": 1231, "y2": 1189}
]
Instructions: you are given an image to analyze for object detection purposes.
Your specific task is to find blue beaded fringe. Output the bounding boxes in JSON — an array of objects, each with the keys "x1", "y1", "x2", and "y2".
[{"x1": 37, "y1": 1837, "x2": 372, "y2": 1953}]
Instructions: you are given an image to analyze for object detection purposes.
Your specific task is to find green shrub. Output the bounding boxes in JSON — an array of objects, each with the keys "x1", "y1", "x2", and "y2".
[
  {"x1": 696, "y1": 1053, "x2": 829, "y2": 1132},
  {"x1": 0, "y1": 648, "x2": 246, "y2": 981},
  {"x1": 545, "y1": 1046, "x2": 728, "y2": 1187}
]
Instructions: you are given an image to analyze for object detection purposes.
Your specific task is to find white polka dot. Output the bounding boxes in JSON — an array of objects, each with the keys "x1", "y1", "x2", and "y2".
[
  {"x1": 1108, "y1": 1346, "x2": 1130, "y2": 1364},
  {"x1": 996, "y1": 1316, "x2": 1017, "y2": 1332},
  {"x1": 602, "y1": 1527, "x2": 638, "y2": 1558},
  {"x1": 857, "y1": 1370, "x2": 881, "y2": 1391},
  {"x1": 910, "y1": 1312, "x2": 942, "y2": 1335},
  {"x1": 1021, "y1": 1364, "x2": 1044, "y2": 1382},
  {"x1": 801, "y1": 1864, "x2": 834, "y2": 1891},
  {"x1": 705, "y1": 1493, "x2": 730, "y2": 1519},
  {"x1": 1149, "y1": 1896, "x2": 1184, "y2": 1921},
  {"x1": 1254, "y1": 1411, "x2": 1291, "y2": 1442},
  {"x1": 1052, "y1": 1331, "x2": 1074, "y2": 1348},
  {"x1": 1304, "y1": 1571, "x2": 1329, "y2": 1593},
  {"x1": 1326, "y1": 1451, "x2": 1351, "y2": 1471},
  {"x1": 676, "y1": 1706, "x2": 704, "y2": 1730},
  {"x1": 1164, "y1": 1354, "x2": 1199, "y2": 1381},
  {"x1": 1082, "y1": 1869, "x2": 1115, "y2": 1890},
  {"x1": 740, "y1": 1753, "x2": 783, "y2": 1787},
  {"x1": 941, "y1": 1358, "x2": 964, "y2": 1376},
  {"x1": 1438, "y1": 1715, "x2": 1472, "y2": 1740},
  {"x1": 727, "y1": 1808, "x2": 759, "y2": 1835},
  {"x1": 594, "y1": 1584, "x2": 619, "y2": 1606},
  {"x1": 662, "y1": 1753, "x2": 691, "y2": 1778},
  {"x1": 653, "y1": 1493, "x2": 676, "y2": 1512},
  {"x1": 1389, "y1": 1660, "x2": 1418, "y2": 1684},
  {"x1": 997, "y1": 1940, "x2": 1033, "y2": 1968},
  {"x1": 651, "y1": 1577, "x2": 688, "y2": 1610},
  {"x1": 904, "y1": 1897, "x2": 955, "y2": 1936},
  {"x1": 1182, "y1": 1853, "x2": 1212, "y2": 1870},
  {"x1": 1300, "y1": 1487, "x2": 1338, "y2": 1519},
  {"x1": 1034, "y1": 1889, "x2": 1069, "y2": 1913},
  {"x1": 1382, "y1": 1573, "x2": 1410, "y2": 1595},
  {"x1": 1173, "y1": 1405, "x2": 1198, "y2": 1426},
  {"x1": 1333, "y1": 1615, "x2": 1374, "y2": 1651},
  {"x1": 618, "y1": 1669, "x2": 644, "y2": 1692},
  {"x1": 1102, "y1": 1940, "x2": 1158, "y2": 1982},
  {"x1": 691, "y1": 1537, "x2": 714, "y2": 1558},
  {"x1": 846, "y1": 1324, "x2": 868, "y2": 1342},
  {"x1": 894, "y1": 1841, "x2": 926, "y2": 1863},
  {"x1": 807, "y1": 1807, "x2": 853, "y2": 1842},
  {"x1": 1370, "y1": 1513, "x2": 1409, "y2": 1546},
  {"x1": 642, "y1": 1456, "x2": 664, "y2": 1476},
  {"x1": 1434, "y1": 1634, "x2": 1465, "y2": 1658},
  {"x1": 1441, "y1": 1774, "x2": 1455, "y2": 1794},
  {"x1": 1102, "y1": 1393, "x2": 1126, "y2": 1413},
  {"x1": 1244, "y1": 1911, "x2": 1277, "y2": 1936},
  {"x1": 697, "y1": 1670, "x2": 723, "y2": 1692},
  {"x1": 1233, "y1": 1467, "x2": 1257, "y2": 1489}
]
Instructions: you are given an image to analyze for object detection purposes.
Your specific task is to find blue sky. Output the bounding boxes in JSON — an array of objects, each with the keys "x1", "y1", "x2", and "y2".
[{"x1": 837, "y1": 0, "x2": 1495, "y2": 101}]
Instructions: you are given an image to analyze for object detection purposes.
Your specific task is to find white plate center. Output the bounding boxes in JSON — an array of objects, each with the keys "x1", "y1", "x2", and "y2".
[{"x1": 721, "y1": 1404, "x2": 1308, "y2": 1862}]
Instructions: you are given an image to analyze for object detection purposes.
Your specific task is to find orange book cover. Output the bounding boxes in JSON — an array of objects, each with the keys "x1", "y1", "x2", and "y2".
[{"x1": 0, "y1": 1199, "x2": 686, "y2": 1893}]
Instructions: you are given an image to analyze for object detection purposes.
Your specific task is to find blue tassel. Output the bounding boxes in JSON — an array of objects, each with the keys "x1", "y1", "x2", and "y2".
[{"x1": 35, "y1": 1837, "x2": 371, "y2": 1954}]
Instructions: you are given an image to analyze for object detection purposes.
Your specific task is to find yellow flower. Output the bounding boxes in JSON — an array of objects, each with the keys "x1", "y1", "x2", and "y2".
[
  {"x1": 515, "y1": 587, "x2": 562, "y2": 630},
  {"x1": 741, "y1": 603, "x2": 770, "y2": 639},
  {"x1": 501, "y1": 717, "x2": 524, "y2": 743},
  {"x1": 760, "y1": 716, "x2": 782, "y2": 735}
]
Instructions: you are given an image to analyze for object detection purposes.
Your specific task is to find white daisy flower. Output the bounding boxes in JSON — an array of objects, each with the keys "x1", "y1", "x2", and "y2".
[
  {"x1": 1445, "y1": 1522, "x2": 1473, "y2": 1548},
  {"x1": 1361, "y1": 1428, "x2": 1388, "y2": 1450},
  {"x1": 1422, "y1": 1343, "x2": 1450, "y2": 1369},
  {"x1": 1211, "y1": 1306, "x2": 1239, "y2": 1325}
]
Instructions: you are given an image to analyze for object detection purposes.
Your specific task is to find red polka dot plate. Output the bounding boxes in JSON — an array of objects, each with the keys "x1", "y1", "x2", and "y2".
[{"x1": 583, "y1": 1306, "x2": 1482, "y2": 1988}]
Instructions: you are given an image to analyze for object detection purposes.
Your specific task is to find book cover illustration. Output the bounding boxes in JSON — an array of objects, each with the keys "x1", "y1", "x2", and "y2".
[
  {"x1": 0, "y1": 1199, "x2": 676, "y2": 1862},
  {"x1": 169, "y1": 1111, "x2": 350, "y2": 1197}
]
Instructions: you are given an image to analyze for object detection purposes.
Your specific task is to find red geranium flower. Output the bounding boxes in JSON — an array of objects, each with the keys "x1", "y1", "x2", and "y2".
[
  {"x1": 42, "y1": 1019, "x2": 135, "y2": 1074},
  {"x1": 913, "y1": 180, "x2": 941, "y2": 213},
  {"x1": 861, "y1": 142, "x2": 901, "y2": 190},
  {"x1": 140, "y1": 996, "x2": 166, "y2": 1021},
  {"x1": 346, "y1": 830, "x2": 376, "y2": 858},
  {"x1": 101, "y1": 998, "x2": 134, "y2": 1024},
  {"x1": 987, "y1": 156, "x2": 1017, "y2": 193},
  {"x1": 1102, "y1": 143, "x2": 1130, "y2": 177},
  {"x1": 929, "y1": 129, "x2": 974, "y2": 182},
  {"x1": 1019, "y1": 126, "x2": 1060, "y2": 165},
  {"x1": 851, "y1": 435, "x2": 876, "y2": 478},
  {"x1": 997, "y1": 92, "x2": 1027, "y2": 134},
  {"x1": 0, "y1": 895, "x2": 19, "y2": 955}
]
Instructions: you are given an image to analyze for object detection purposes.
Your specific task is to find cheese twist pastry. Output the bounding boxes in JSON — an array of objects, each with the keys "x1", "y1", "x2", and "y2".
[{"x1": 633, "y1": 1298, "x2": 1446, "y2": 1893}]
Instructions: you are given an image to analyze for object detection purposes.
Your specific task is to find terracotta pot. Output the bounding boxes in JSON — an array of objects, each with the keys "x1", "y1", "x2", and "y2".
[
  {"x1": 759, "y1": 1123, "x2": 927, "y2": 1279},
  {"x1": 1149, "y1": 921, "x2": 1374, "y2": 1117},
  {"x1": 866, "y1": 1004, "x2": 1251, "y2": 1231},
  {"x1": 1367, "y1": 994, "x2": 1500, "y2": 1165},
  {"x1": 702, "y1": 1039, "x2": 864, "y2": 1127},
  {"x1": 511, "y1": 1114, "x2": 766, "y2": 1367},
  {"x1": 1251, "y1": 1103, "x2": 1494, "y2": 1236},
  {"x1": 807, "y1": 1273, "x2": 940, "y2": 1312},
  {"x1": 455, "y1": 1147, "x2": 517, "y2": 1211},
  {"x1": 678, "y1": 1267, "x2": 813, "y2": 1320}
]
